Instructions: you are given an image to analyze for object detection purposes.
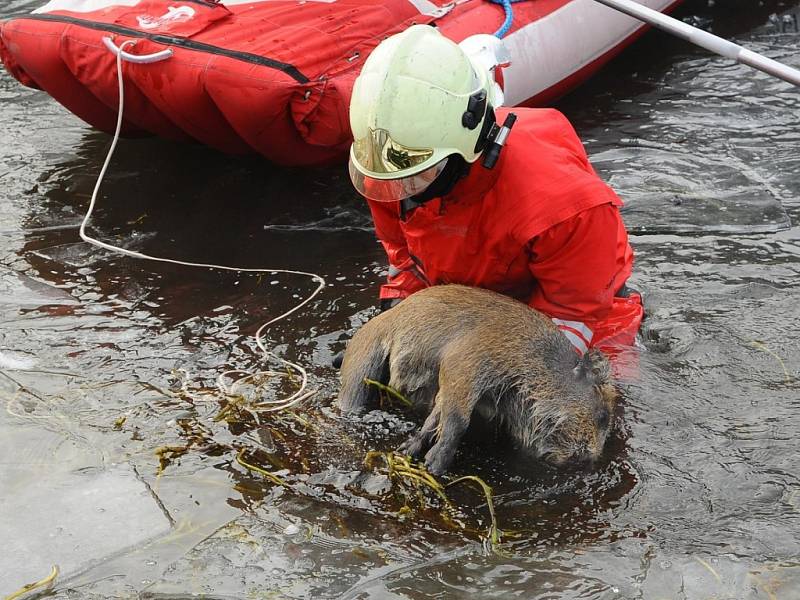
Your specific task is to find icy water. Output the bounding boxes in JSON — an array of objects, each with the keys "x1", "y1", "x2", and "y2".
[{"x1": 2, "y1": 0, "x2": 800, "y2": 597}]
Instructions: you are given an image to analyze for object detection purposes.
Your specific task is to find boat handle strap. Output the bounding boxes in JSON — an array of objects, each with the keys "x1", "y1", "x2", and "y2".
[{"x1": 102, "y1": 36, "x2": 173, "y2": 64}]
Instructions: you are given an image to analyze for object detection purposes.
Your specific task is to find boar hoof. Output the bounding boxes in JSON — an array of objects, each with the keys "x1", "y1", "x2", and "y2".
[
  {"x1": 423, "y1": 445, "x2": 453, "y2": 476},
  {"x1": 398, "y1": 433, "x2": 429, "y2": 459}
]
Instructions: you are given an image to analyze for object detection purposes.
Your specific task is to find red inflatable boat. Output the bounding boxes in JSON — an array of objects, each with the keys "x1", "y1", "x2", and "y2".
[{"x1": 0, "y1": 0, "x2": 680, "y2": 166}]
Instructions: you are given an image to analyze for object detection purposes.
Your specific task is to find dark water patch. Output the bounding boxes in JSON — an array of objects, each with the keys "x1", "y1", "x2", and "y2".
[
  {"x1": 591, "y1": 141, "x2": 790, "y2": 234},
  {"x1": 559, "y1": 1, "x2": 800, "y2": 235}
]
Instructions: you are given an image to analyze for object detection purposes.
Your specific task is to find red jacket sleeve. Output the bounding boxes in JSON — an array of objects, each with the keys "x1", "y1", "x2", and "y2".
[
  {"x1": 367, "y1": 200, "x2": 428, "y2": 301},
  {"x1": 527, "y1": 203, "x2": 639, "y2": 353}
]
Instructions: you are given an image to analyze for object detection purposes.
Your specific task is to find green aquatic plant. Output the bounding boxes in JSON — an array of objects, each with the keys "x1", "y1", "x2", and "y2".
[
  {"x1": 363, "y1": 378, "x2": 413, "y2": 408},
  {"x1": 235, "y1": 448, "x2": 287, "y2": 487},
  {"x1": 154, "y1": 417, "x2": 221, "y2": 476},
  {"x1": 446, "y1": 475, "x2": 503, "y2": 552},
  {"x1": 4, "y1": 565, "x2": 58, "y2": 600},
  {"x1": 154, "y1": 445, "x2": 191, "y2": 476},
  {"x1": 366, "y1": 450, "x2": 452, "y2": 505},
  {"x1": 748, "y1": 340, "x2": 793, "y2": 385},
  {"x1": 213, "y1": 393, "x2": 254, "y2": 424},
  {"x1": 364, "y1": 451, "x2": 507, "y2": 554}
]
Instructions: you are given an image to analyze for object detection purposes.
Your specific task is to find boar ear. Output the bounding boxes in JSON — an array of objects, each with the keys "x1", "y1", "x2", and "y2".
[
  {"x1": 573, "y1": 351, "x2": 594, "y2": 380},
  {"x1": 573, "y1": 349, "x2": 611, "y2": 385},
  {"x1": 587, "y1": 349, "x2": 612, "y2": 385}
]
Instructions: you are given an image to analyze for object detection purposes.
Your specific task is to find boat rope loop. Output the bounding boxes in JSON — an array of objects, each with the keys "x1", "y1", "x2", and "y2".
[
  {"x1": 82, "y1": 38, "x2": 325, "y2": 416},
  {"x1": 486, "y1": 0, "x2": 528, "y2": 39},
  {"x1": 102, "y1": 35, "x2": 173, "y2": 63}
]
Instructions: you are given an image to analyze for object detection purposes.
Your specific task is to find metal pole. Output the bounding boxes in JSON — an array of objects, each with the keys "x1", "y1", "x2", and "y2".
[{"x1": 592, "y1": 0, "x2": 800, "y2": 87}]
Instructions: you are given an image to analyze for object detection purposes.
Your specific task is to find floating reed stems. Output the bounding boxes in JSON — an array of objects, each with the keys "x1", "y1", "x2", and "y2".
[
  {"x1": 363, "y1": 379, "x2": 413, "y2": 408},
  {"x1": 236, "y1": 448, "x2": 286, "y2": 487},
  {"x1": 365, "y1": 451, "x2": 506, "y2": 554},
  {"x1": 4, "y1": 565, "x2": 59, "y2": 600}
]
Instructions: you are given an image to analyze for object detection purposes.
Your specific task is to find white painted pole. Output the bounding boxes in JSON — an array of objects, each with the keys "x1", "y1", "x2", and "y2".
[{"x1": 592, "y1": 0, "x2": 800, "y2": 87}]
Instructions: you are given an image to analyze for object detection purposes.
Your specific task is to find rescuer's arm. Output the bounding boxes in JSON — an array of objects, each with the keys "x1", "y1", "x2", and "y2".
[
  {"x1": 526, "y1": 203, "x2": 640, "y2": 354},
  {"x1": 367, "y1": 200, "x2": 428, "y2": 302}
]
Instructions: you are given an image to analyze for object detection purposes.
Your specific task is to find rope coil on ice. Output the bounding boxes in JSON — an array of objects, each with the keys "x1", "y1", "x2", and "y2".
[{"x1": 82, "y1": 38, "x2": 325, "y2": 416}]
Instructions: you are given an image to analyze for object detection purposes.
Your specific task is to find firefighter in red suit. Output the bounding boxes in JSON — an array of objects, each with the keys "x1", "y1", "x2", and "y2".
[{"x1": 347, "y1": 25, "x2": 643, "y2": 359}]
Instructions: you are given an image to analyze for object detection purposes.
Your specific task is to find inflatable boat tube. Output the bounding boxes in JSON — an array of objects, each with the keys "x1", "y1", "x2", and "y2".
[{"x1": 0, "y1": 0, "x2": 681, "y2": 165}]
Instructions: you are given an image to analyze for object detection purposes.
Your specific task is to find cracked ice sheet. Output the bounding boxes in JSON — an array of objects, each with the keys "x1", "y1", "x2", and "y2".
[
  {"x1": 0, "y1": 375, "x2": 244, "y2": 596},
  {"x1": 0, "y1": 267, "x2": 78, "y2": 308},
  {"x1": 57, "y1": 469, "x2": 244, "y2": 595},
  {"x1": 0, "y1": 422, "x2": 171, "y2": 595},
  {"x1": 141, "y1": 496, "x2": 475, "y2": 599}
]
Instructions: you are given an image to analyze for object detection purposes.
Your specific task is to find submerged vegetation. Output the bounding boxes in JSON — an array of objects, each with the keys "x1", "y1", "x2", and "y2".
[
  {"x1": 364, "y1": 451, "x2": 507, "y2": 555},
  {"x1": 145, "y1": 371, "x2": 508, "y2": 552},
  {"x1": 235, "y1": 447, "x2": 287, "y2": 487}
]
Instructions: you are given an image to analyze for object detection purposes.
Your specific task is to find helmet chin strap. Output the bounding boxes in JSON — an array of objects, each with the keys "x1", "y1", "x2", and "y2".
[{"x1": 401, "y1": 154, "x2": 471, "y2": 219}]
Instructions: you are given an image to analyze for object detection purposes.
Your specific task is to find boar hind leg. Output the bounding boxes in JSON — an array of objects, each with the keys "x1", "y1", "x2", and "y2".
[
  {"x1": 398, "y1": 405, "x2": 440, "y2": 459},
  {"x1": 337, "y1": 337, "x2": 389, "y2": 414}
]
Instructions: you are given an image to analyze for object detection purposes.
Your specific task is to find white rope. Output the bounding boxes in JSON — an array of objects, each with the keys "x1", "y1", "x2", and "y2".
[{"x1": 81, "y1": 39, "x2": 325, "y2": 412}]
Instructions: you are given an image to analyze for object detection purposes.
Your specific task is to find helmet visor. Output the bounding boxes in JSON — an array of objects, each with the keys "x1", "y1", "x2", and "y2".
[
  {"x1": 349, "y1": 155, "x2": 447, "y2": 202},
  {"x1": 352, "y1": 127, "x2": 434, "y2": 174}
]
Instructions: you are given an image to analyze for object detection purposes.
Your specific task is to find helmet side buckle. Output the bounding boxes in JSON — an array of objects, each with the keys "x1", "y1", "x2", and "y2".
[{"x1": 462, "y1": 90, "x2": 487, "y2": 130}]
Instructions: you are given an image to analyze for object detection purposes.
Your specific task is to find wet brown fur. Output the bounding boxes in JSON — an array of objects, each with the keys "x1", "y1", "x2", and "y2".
[{"x1": 338, "y1": 285, "x2": 618, "y2": 475}]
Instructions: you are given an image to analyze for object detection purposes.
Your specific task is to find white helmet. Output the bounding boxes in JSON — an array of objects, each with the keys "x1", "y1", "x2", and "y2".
[{"x1": 348, "y1": 25, "x2": 504, "y2": 202}]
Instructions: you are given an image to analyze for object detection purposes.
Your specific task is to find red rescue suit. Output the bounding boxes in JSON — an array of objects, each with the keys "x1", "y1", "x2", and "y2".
[{"x1": 366, "y1": 107, "x2": 644, "y2": 357}]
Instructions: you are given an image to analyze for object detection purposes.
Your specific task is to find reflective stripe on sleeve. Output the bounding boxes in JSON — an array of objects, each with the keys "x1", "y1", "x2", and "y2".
[
  {"x1": 558, "y1": 328, "x2": 589, "y2": 354},
  {"x1": 552, "y1": 318, "x2": 593, "y2": 354},
  {"x1": 385, "y1": 258, "x2": 430, "y2": 286},
  {"x1": 552, "y1": 318, "x2": 594, "y2": 344}
]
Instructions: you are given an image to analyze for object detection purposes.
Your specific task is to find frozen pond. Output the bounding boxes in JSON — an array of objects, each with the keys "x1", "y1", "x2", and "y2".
[{"x1": 1, "y1": 0, "x2": 799, "y2": 597}]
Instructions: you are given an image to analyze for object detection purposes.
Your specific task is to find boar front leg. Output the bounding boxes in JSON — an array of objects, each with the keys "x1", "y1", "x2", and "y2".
[
  {"x1": 398, "y1": 404, "x2": 440, "y2": 459},
  {"x1": 422, "y1": 368, "x2": 480, "y2": 476}
]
